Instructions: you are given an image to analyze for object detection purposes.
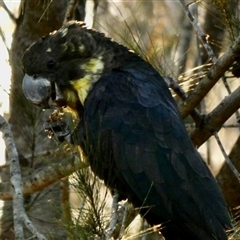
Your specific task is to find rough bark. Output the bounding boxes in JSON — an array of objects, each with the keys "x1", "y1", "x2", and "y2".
[
  {"x1": 9, "y1": 0, "x2": 68, "y2": 155},
  {"x1": 1, "y1": 1, "x2": 69, "y2": 239}
]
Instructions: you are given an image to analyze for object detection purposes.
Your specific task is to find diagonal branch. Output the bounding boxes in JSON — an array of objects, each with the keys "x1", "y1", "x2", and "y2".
[
  {"x1": 179, "y1": 0, "x2": 234, "y2": 97},
  {"x1": 179, "y1": 0, "x2": 217, "y2": 62},
  {"x1": 213, "y1": 132, "x2": 240, "y2": 181},
  {"x1": 0, "y1": 148, "x2": 89, "y2": 201},
  {"x1": 179, "y1": 34, "x2": 240, "y2": 119},
  {"x1": 0, "y1": 26, "x2": 10, "y2": 55},
  {"x1": 190, "y1": 85, "x2": 240, "y2": 147}
]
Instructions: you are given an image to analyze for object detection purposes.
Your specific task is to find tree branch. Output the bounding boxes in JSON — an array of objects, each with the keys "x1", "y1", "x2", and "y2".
[
  {"x1": 179, "y1": 34, "x2": 240, "y2": 119},
  {"x1": 213, "y1": 132, "x2": 240, "y2": 181},
  {"x1": 0, "y1": 115, "x2": 47, "y2": 240},
  {"x1": 190, "y1": 85, "x2": 240, "y2": 147},
  {"x1": 0, "y1": 26, "x2": 10, "y2": 55},
  {"x1": 178, "y1": 0, "x2": 240, "y2": 121},
  {"x1": 0, "y1": 115, "x2": 24, "y2": 239},
  {"x1": 179, "y1": 0, "x2": 233, "y2": 95},
  {"x1": 179, "y1": 0, "x2": 217, "y2": 62},
  {"x1": 0, "y1": 147, "x2": 89, "y2": 201}
]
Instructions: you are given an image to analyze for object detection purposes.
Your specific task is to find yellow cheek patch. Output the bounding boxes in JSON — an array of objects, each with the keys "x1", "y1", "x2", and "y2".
[
  {"x1": 70, "y1": 57, "x2": 104, "y2": 105},
  {"x1": 59, "y1": 87, "x2": 79, "y2": 118},
  {"x1": 82, "y1": 58, "x2": 104, "y2": 74},
  {"x1": 70, "y1": 78, "x2": 92, "y2": 105},
  {"x1": 63, "y1": 88, "x2": 78, "y2": 105}
]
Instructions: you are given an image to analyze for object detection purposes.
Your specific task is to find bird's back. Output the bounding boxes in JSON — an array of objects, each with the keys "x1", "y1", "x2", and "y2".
[{"x1": 82, "y1": 57, "x2": 232, "y2": 240}]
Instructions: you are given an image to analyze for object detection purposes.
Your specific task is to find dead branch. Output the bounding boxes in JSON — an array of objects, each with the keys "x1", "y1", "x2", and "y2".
[
  {"x1": 190, "y1": 85, "x2": 240, "y2": 147},
  {"x1": 179, "y1": 0, "x2": 217, "y2": 61},
  {"x1": 179, "y1": 34, "x2": 240, "y2": 119},
  {"x1": 179, "y1": 0, "x2": 236, "y2": 108},
  {"x1": 178, "y1": 1, "x2": 240, "y2": 120},
  {"x1": 0, "y1": 147, "x2": 89, "y2": 201},
  {"x1": 0, "y1": 115, "x2": 47, "y2": 240},
  {"x1": 213, "y1": 132, "x2": 240, "y2": 182},
  {"x1": 0, "y1": 27, "x2": 10, "y2": 55}
]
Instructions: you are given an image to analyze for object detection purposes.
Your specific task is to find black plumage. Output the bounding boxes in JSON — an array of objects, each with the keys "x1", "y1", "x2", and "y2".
[{"x1": 22, "y1": 21, "x2": 232, "y2": 239}]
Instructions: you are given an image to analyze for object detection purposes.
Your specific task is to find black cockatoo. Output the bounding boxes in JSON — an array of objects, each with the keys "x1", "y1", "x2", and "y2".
[{"x1": 21, "y1": 21, "x2": 232, "y2": 239}]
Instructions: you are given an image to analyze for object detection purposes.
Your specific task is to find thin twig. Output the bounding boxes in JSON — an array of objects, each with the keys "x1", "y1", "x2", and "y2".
[
  {"x1": 178, "y1": 1, "x2": 240, "y2": 119},
  {"x1": 223, "y1": 124, "x2": 240, "y2": 128},
  {"x1": 124, "y1": 224, "x2": 161, "y2": 240},
  {"x1": 179, "y1": 0, "x2": 217, "y2": 62},
  {"x1": 38, "y1": 0, "x2": 53, "y2": 23},
  {"x1": 180, "y1": 0, "x2": 232, "y2": 99},
  {"x1": 213, "y1": 132, "x2": 240, "y2": 181},
  {"x1": 0, "y1": 26, "x2": 10, "y2": 55}
]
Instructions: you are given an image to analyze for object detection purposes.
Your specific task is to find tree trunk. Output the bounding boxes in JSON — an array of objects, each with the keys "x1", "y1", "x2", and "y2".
[{"x1": 1, "y1": 1, "x2": 69, "y2": 238}]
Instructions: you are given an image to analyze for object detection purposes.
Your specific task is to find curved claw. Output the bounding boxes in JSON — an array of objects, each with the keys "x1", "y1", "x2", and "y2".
[{"x1": 44, "y1": 120, "x2": 71, "y2": 142}]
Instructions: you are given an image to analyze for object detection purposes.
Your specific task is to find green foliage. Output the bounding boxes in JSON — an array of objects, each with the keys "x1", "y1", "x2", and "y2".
[{"x1": 64, "y1": 168, "x2": 110, "y2": 240}]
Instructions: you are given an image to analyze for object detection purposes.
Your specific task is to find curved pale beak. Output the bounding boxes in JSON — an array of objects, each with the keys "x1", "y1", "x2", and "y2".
[
  {"x1": 22, "y1": 74, "x2": 65, "y2": 109},
  {"x1": 22, "y1": 74, "x2": 52, "y2": 108}
]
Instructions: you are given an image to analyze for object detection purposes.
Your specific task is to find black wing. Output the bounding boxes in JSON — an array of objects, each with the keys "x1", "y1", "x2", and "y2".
[{"x1": 81, "y1": 61, "x2": 231, "y2": 240}]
